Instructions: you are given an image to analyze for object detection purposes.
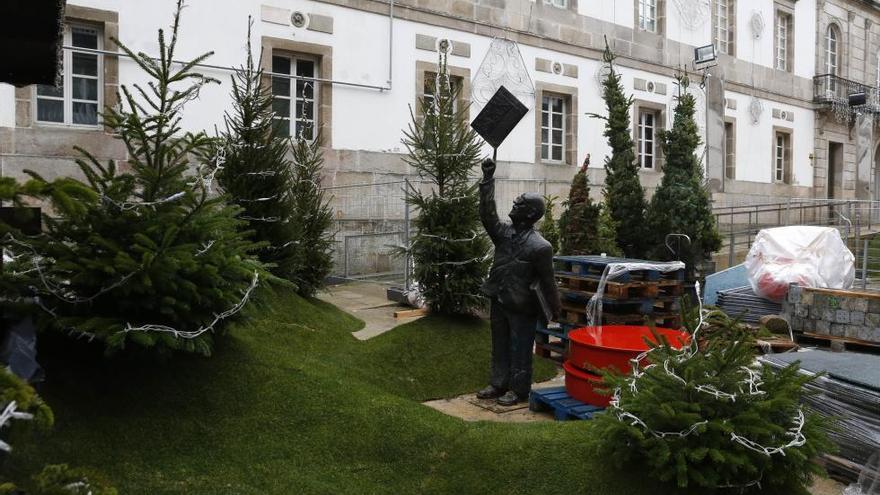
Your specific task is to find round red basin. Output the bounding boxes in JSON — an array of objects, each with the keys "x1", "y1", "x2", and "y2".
[
  {"x1": 563, "y1": 361, "x2": 611, "y2": 408},
  {"x1": 567, "y1": 325, "x2": 690, "y2": 374}
]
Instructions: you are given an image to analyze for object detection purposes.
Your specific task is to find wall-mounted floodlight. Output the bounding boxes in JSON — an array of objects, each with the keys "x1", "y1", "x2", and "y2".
[{"x1": 694, "y1": 44, "x2": 717, "y2": 67}]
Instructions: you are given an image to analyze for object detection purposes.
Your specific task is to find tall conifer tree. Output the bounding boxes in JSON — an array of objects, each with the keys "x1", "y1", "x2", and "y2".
[
  {"x1": 594, "y1": 40, "x2": 649, "y2": 258},
  {"x1": 558, "y1": 161, "x2": 601, "y2": 255},
  {"x1": 645, "y1": 73, "x2": 722, "y2": 266},
  {"x1": 401, "y1": 52, "x2": 489, "y2": 314}
]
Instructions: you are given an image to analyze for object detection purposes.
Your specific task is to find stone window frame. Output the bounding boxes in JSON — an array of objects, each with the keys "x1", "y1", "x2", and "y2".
[
  {"x1": 261, "y1": 37, "x2": 333, "y2": 148},
  {"x1": 773, "y1": 3, "x2": 794, "y2": 73},
  {"x1": 772, "y1": 126, "x2": 793, "y2": 184},
  {"x1": 712, "y1": 0, "x2": 736, "y2": 57},
  {"x1": 17, "y1": 5, "x2": 119, "y2": 133},
  {"x1": 723, "y1": 117, "x2": 736, "y2": 180},
  {"x1": 414, "y1": 61, "x2": 471, "y2": 121},
  {"x1": 635, "y1": 0, "x2": 665, "y2": 35},
  {"x1": 632, "y1": 99, "x2": 666, "y2": 171},
  {"x1": 534, "y1": 82, "x2": 578, "y2": 166}
]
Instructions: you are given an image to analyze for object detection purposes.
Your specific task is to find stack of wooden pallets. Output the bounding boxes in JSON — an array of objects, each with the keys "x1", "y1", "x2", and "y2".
[{"x1": 535, "y1": 255, "x2": 687, "y2": 364}]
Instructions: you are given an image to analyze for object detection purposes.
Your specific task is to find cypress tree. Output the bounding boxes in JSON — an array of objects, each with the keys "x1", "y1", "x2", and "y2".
[
  {"x1": 401, "y1": 52, "x2": 490, "y2": 315},
  {"x1": 645, "y1": 73, "x2": 722, "y2": 267},
  {"x1": 288, "y1": 136, "x2": 334, "y2": 297},
  {"x1": 594, "y1": 39, "x2": 649, "y2": 258},
  {"x1": 217, "y1": 22, "x2": 301, "y2": 284},
  {"x1": 5, "y1": 1, "x2": 263, "y2": 356},
  {"x1": 558, "y1": 161, "x2": 601, "y2": 255}
]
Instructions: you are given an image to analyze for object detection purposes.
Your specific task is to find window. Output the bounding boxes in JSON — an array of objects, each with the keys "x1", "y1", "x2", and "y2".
[
  {"x1": 423, "y1": 71, "x2": 461, "y2": 117},
  {"x1": 774, "y1": 10, "x2": 792, "y2": 72},
  {"x1": 637, "y1": 109, "x2": 658, "y2": 169},
  {"x1": 35, "y1": 24, "x2": 102, "y2": 126},
  {"x1": 713, "y1": 0, "x2": 735, "y2": 56},
  {"x1": 824, "y1": 25, "x2": 839, "y2": 76},
  {"x1": 724, "y1": 121, "x2": 735, "y2": 180},
  {"x1": 271, "y1": 54, "x2": 317, "y2": 140},
  {"x1": 639, "y1": 0, "x2": 657, "y2": 32},
  {"x1": 543, "y1": 0, "x2": 568, "y2": 8},
  {"x1": 541, "y1": 95, "x2": 566, "y2": 162},
  {"x1": 774, "y1": 131, "x2": 791, "y2": 183}
]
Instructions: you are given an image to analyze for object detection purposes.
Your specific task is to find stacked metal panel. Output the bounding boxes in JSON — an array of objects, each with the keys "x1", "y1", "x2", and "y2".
[{"x1": 716, "y1": 286, "x2": 782, "y2": 324}]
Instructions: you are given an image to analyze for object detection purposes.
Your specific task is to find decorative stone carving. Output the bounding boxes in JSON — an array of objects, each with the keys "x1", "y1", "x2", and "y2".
[
  {"x1": 750, "y1": 11, "x2": 765, "y2": 40},
  {"x1": 291, "y1": 11, "x2": 307, "y2": 28},
  {"x1": 672, "y1": 0, "x2": 710, "y2": 30}
]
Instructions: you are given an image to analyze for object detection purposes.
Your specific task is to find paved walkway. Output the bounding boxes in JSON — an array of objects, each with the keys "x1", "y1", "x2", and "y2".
[{"x1": 317, "y1": 281, "x2": 423, "y2": 340}]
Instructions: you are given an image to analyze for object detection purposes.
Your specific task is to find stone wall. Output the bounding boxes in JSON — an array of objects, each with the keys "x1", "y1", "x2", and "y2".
[{"x1": 784, "y1": 285, "x2": 880, "y2": 343}]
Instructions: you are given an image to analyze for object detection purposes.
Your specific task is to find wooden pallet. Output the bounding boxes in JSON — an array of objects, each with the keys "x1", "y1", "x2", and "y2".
[
  {"x1": 555, "y1": 273, "x2": 684, "y2": 300},
  {"x1": 554, "y1": 255, "x2": 686, "y2": 282},
  {"x1": 559, "y1": 302, "x2": 681, "y2": 328},
  {"x1": 535, "y1": 326, "x2": 568, "y2": 364},
  {"x1": 558, "y1": 288, "x2": 679, "y2": 314},
  {"x1": 796, "y1": 332, "x2": 880, "y2": 354},
  {"x1": 529, "y1": 386, "x2": 605, "y2": 421}
]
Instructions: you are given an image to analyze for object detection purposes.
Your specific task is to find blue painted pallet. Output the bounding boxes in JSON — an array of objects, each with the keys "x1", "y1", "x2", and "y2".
[
  {"x1": 529, "y1": 386, "x2": 604, "y2": 421},
  {"x1": 554, "y1": 255, "x2": 686, "y2": 282},
  {"x1": 558, "y1": 288, "x2": 679, "y2": 314}
]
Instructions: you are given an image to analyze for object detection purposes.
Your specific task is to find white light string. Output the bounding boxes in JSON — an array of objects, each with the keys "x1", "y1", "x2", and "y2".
[
  {"x1": 120, "y1": 270, "x2": 258, "y2": 340},
  {"x1": 0, "y1": 400, "x2": 34, "y2": 452},
  {"x1": 585, "y1": 261, "x2": 686, "y2": 327},
  {"x1": 195, "y1": 240, "x2": 215, "y2": 256},
  {"x1": 239, "y1": 215, "x2": 281, "y2": 223}
]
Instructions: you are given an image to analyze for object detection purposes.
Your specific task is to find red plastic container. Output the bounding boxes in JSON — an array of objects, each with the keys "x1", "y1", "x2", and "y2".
[
  {"x1": 567, "y1": 325, "x2": 690, "y2": 374},
  {"x1": 563, "y1": 361, "x2": 612, "y2": 407}
]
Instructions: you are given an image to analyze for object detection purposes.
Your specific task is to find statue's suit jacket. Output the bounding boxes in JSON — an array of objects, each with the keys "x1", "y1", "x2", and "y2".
[{"x1": 479, "y1": 177, "x2": 561, "y2": 319}]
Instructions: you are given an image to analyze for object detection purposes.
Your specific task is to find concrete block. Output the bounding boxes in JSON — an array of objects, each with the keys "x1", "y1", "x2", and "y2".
[
  {"x1": 851, "y1": 297, "x2": 869, "y2": 312},
  {"x1": 788, "y1": 284, "x2": 802, "y2": 303},
  {"x1": 830, "y1": 323, "x2": 847, "y2": 337},
  {"x1": 654, "y1": 82, "x2": 667, "y2": 95},
  {"x1": 795, "y1": 305, "x2": 809, "y2": 318},
  {"x1": 868, "y1": 300, "x2": 880, "y2": 313},
  {"x1": 814, "y1": 320, "x2": 831, "y2": 334},
  {"x1": 822, "y1": 308, "x2": 835, "y2": 321},
  {"x1": 801, "y1": 291, "x2": 813, "y2": 306},
  {"x1": 850, "y1": 311, "x2": 865, "y2": 325},
  {"x1": 562, "y1": 63, "x2": 578, "y2": 78},
  {"x1": 633, "y1": 77, "x2": 647, "y2": 91},
  {"x1": 865, "y1": 313, "x2": 880, "y2": 327},
  {"x1": 836, "y1": 310, "x2": 850, "y2": 324},
  {"x1": 261, "y1": 5, "x2": 291, "y2": 25},
  {"x1": 535, "y1": 57, "x2": 552, "y2": 73},
  {"x1": 845, "y1": 325, "x2": 862, "y2": 339},
  {"x1": 416, "y1": 34, "x2": 437, "y2": 52},
  {"x1": 451, "y1": 41, "x2": 470, "y2": 58}
]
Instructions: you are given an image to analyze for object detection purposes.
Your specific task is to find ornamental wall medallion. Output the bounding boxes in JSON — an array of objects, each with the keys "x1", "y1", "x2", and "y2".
[{"x1": 750, "y1": 11, "x2": 765, "y2": 40}]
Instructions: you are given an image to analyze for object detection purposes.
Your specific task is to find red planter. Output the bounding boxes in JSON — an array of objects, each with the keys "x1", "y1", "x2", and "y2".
[
  {"x1": 563, "y1": 361, "x2": 612, "y2": 408},
  {"x1": 567, "y1": 325, "x2": 690, "y2": 374}
]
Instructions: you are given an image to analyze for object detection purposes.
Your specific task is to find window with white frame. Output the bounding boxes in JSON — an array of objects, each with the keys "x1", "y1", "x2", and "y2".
[
  {"x1": 639, "y1": 0, "x2": 657, "y2": 32},
  {"x1": 35, "y1": 24, "x2": 102, "y2": 126},
  {"x1": 637, "y1": 109, "x2": 658, "y2": 169},
  {"x1": 541, "y1": 95, "x2": 565, "y2": 162},
  {"x1": 775, "y1": 11, "x2": 792, "y2": 72},
  {"x1": 543, "y1": 0, "x2": 568, "y2": 8},
  {"x1": 423, "y1": 71, "x2": 461, "y2": 117},
  {"x1": 271, "y1": 54, "x2": 317, "y2": 140},
  {"x1": 774, "y1": 131, "x2": 791, "y2": 183},
  {"x1": 825, "y1": 25, "x2": 839, "y2": 76},
  {"x1": 713, "y1": 0, "x2": 734, "y2": 56},
  {"x1": 724, "y1": 121, "x2": 735, "y2": 180}
]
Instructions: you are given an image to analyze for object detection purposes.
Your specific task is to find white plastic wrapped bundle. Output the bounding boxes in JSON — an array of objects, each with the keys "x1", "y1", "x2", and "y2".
[{"x1": 744, "y1": 226, "x2": 855, "y2": 302}]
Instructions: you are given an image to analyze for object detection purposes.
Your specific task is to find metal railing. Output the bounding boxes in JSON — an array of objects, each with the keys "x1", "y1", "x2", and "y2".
[{"x1": 813, "y1": 74, "x2": 880, "y2": 113}]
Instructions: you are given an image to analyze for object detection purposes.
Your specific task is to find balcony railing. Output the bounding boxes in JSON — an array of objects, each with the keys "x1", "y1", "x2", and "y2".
[{"x1": 814, "y1": 74, "x2": 880, "y2": 114}]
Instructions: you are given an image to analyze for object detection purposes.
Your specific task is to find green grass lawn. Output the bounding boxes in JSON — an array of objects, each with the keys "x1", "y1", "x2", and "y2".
[{"x1": 5, "y1": 288, "x2": 813, "y2": 494}]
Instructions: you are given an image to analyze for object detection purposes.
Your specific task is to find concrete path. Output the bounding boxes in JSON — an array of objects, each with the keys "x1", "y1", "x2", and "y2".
[
  {"x1": 423, "y1": 373, "x2": 565, "y2": 423},
  {"x1": 317, "y1": 281, "x2": 423, "y2": 340}
]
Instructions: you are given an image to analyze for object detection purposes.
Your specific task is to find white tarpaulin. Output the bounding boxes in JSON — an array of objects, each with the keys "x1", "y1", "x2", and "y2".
[{"x1": 744, "y1": 226, "x2": 855, "y2": 302}]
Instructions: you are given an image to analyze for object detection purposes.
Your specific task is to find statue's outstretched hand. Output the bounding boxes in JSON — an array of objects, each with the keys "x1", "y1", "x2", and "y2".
[{"x1": 481, "y1": 158, "x2": 496, "y2": 180}]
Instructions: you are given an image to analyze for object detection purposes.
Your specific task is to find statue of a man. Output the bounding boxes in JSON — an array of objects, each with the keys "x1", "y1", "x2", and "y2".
[{"x1": 476, "y1": 158, "x2": 561, "y2": 406}]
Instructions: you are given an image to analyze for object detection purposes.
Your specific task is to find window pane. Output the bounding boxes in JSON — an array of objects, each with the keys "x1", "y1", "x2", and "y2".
[
  {"x1": 551, "y1": 113, "x2": 562, "y2": 129},
  {"x1": 644, "y1": 155, "x2": 653, "y2": 169},
  {"x1": 72, "y1": 102, "x2": 98, "y2": 125},
  {"x1": 552, "y1": 146, "x2": 562, "y2": 161},
  {"x1": 71, "y1": 27, "x2": 98, "y2": 49},
  {"x1": 541, "y1": 145, "x2": 549, "y2": 160},
  {"x1": 551, "y1": 98, "x2": 563, "y2": 113},
  {"x1": 72, "y1": 77, "x2": 98, "y2": 101},
  {"x1": 295, "y1": 101, "x2": 314, "y2": 120},
  {"x1": 272, "y1": 77, "x2": 290, "y2": 97},
  {"x1": 541, "y1": 97, "x2": 549, "y2": 112},
  {"x1": 296, "y1": 80, "x2": 314, "y2": 100},
  {"x1": 552, "y1": 129, "x2": 563, "y2": 145},
  {"x1": 72, "y1": 53, "x2": 98, "y2": 76},
  {"x1": 541, "y1": 111, "x2": 549, "y2": 128},
  {"x1": 272, "y1": 99, "x2": 291, "y2": 117},
  {"x1": 37, "y1": 98, "x2": 64, "y2": 122},
  {"x1": 296, "y1": 121, "x2": 314, "y2": 140},
  {"x1": 541, "y1": 128, "x2": 548, "y2": 144},
  {"x1": 272, "y1": 56, "x2": 291, "y2": 74},
  {"x1": 296, "y1": 60, "x2": 315, "y2": 77},
  {"x1": 37, "y1": 84, "x2": 63, "y2": 97},
  {"x1": 273, "y1": 118, "x2": 290, "y2": 136}
]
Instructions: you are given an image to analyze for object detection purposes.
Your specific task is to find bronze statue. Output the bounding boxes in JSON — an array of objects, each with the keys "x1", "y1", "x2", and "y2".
[{"x1": 476, "y1": 158, "x2": 561, "y2": 406}]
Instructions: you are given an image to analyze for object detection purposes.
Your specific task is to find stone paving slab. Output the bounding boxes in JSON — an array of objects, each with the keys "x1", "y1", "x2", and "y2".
[{"x1": 317, "y1": 281, "x2": 423, "y2": 340}]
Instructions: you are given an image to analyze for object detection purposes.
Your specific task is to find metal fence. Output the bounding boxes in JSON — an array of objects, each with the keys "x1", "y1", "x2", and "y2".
[{"x1": 326, "y1": 177, "x2": 571, "y2": 287}]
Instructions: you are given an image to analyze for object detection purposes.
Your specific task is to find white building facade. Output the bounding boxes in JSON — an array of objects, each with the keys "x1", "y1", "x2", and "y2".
[{"x1": 0, "y1": 0, "x2": 878, "y2": 209}]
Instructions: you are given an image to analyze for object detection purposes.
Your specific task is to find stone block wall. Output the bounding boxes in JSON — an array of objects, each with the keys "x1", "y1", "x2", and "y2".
[{"x1": 783, "y1": 285, "x2": 880, "y2": 343}]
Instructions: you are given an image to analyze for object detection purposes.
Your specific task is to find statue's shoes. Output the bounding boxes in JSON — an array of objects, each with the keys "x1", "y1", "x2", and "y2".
[
  {"x1": 476, "y1": 385, "x2": 506, "y2": 399},
  {"x1": 495, "y1": 391, "x2": 522, "y2": 406}
]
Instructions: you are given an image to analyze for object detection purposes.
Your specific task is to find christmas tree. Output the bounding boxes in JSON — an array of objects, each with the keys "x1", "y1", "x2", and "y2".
[
  {"x1": 593, "y1": 39, "x2": 649, "y2": 258},
  {"x1": 288, "y1": 136, "x2": 334, "y2": 297},
  {"x1": 217, "y1": 22, "x2": 300, "y2": 285},
  {"x1": 538, "y1": 194, "x2": 560, "y2": 253},
  {"x1": 596, "y1": 198, "x2": 623, "y2": 257},
  {"x1": 645, "y1": 73, "x2": 722, "y2": 267},
  {"x1": 7, "y1": 0, "x2": 263, "y2": 356},
  {"x1": 558, "y1": 158, "x2": 600, "y2": 255},
  {"x1": 401, "y1": 52, "x2": 490, "y2": 314},
  {"x1": 593, "y1": 305, "x2": 832, "y2": 492}
]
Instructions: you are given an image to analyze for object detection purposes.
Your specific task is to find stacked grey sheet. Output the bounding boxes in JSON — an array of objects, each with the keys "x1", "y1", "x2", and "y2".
[{"x1": 716, "y1": 286, "x2": 783, "y2": 324}]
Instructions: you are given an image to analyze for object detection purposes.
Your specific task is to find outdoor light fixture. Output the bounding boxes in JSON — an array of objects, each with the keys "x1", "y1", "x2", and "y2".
[{"x1": 694, "y1": 44, "x2": 717, "y2": 67}]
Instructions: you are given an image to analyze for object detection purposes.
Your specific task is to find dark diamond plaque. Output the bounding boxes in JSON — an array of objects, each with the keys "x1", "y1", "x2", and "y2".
[{"x1": 470, "y1": 86, "x2": 528, "y2": 149}]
